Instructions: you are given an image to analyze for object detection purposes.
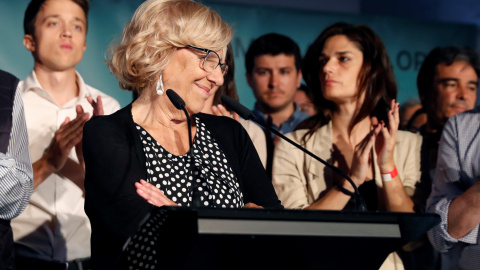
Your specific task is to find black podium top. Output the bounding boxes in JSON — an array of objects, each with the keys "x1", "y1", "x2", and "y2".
[{"x1": 120, "y1": 207, "x2": 440, "y2": 270}]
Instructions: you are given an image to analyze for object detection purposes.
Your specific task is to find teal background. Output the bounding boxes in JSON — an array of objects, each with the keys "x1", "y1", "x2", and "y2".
[{"x1": 0, "y1": 0, "x2": 476, "y2": 109}]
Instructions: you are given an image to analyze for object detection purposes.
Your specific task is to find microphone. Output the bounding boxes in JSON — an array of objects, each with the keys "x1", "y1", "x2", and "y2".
[
  {"x1": 166, "y1": 89, "x2": 201, "y2": 208},
  {"x1": 221, "y1": 95, "x2": 367, "y2": 211},
  {"x1": 166, "y1": 89, "x2": 185, "y2": 110}
]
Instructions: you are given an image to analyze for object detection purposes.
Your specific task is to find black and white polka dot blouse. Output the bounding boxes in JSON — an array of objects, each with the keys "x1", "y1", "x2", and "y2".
[
  {"x1": 136, "y1": 116, "x2": 244, "y2": 208},
  {"x1": 124, "y1": 117, "x2": 245, "y2": 269}
]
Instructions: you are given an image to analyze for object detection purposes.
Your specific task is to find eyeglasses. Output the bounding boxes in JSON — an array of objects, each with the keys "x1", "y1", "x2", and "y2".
[{"x1": 186, "y1": 45, "x2": 228, "y2": 75}]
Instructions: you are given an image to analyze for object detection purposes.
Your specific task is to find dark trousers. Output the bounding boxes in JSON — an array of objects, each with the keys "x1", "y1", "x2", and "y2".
[
  {"x1": 0, "y1": 220, "x2": 15, "y2": 270},
  {"x1": 15, "y1": 256, "x2": 91, "y2": 270}
]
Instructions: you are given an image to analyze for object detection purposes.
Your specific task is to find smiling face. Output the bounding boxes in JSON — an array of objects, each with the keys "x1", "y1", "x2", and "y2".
[
  {"x1": 24, "y1": 0, "x2": 87, "y2": 72},
  {"x1": 319, "y1": 35, "x2": 364, "y2": 105},
  {"x1": 162, "y1": 47, "x2": 225, "y2": 114},
  {"x1": 431, "y1": 61, "x2": 478, "y2": 127},
  {"x1": 247, "y1": 54, "x2": 302, "y2": 113}
]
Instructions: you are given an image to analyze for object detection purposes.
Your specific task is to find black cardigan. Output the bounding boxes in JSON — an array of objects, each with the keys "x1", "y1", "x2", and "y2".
[{"x1": 83, "y1": 104, "x2": 282, "y2": 269}]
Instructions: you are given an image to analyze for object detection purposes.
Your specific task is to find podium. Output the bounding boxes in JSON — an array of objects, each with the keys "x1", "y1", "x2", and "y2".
[{"x1": 125, "y1": 207, "x2": 440, "y2": 270}]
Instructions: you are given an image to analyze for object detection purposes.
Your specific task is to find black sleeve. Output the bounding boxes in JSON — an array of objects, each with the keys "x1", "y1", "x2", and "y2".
[
  {"x1": 0, "y1": 69, "x2": 18, "y2": 153},
  {"x1": 83, "y1": 115, "x2": 152, "y2": 269},
  {"x1": 199, "y1": 114, "x2": 282, "y2": 209}
]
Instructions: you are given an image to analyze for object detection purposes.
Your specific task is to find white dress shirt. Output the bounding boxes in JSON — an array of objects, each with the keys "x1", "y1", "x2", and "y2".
[{"x1": 12, "y1": 70, "x2": 120, "y2": 261}]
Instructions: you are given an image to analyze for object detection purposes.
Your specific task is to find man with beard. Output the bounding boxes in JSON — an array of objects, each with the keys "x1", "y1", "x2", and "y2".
[{"x1": 245, "y1": 33, "x2": 309, "y2": 177}]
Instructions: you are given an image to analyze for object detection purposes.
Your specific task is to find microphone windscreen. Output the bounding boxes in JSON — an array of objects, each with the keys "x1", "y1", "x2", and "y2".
[
  {"x1": 221, "y1": 95, "x2": 253, "y2": 119},
  {"x1": 166, "y1": 89, "x2": 186, "y2": 110}
]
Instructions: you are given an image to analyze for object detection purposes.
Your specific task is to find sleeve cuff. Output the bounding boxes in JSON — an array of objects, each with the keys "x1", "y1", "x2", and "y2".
[{"x1": 437, "y1": 198, "x2": 479, "y2": 245}]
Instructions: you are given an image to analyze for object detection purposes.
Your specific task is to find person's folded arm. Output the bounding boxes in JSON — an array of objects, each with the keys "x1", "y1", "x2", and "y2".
[
  {"x1": 427, "y1": 116, "x2": 480, "y2": 252},
  {"x1": 0, "y1": 89, "x2": 33, "y2": 220}
]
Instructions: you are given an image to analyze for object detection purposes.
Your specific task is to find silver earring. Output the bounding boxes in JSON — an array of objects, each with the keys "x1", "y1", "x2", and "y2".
[{"x1": 156, "y1": 74, "x2": 164, "y2": 95}]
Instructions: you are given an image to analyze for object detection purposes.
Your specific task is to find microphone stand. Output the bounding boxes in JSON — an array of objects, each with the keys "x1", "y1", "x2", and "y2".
[
  {"x1": 166, "y1": 89, "x2": 201, "y2": 208},
  {"x1": 221, "y1": 95, "x2": 367, "y2": 211},
  {"x1": 182, "y1": 107, "x2": 202, "y2": 208},
  {"x1": 256, "y1": 120, "x2": 366, "y2": 211}
]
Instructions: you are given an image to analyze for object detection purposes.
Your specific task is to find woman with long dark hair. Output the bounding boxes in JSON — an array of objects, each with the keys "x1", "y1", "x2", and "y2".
[
  {"x1": 273, "y1": 22, "x2": 422, "y2": 269},
  {"x1": 272, "y1": 22, "x2": 422, "y2": 270}
]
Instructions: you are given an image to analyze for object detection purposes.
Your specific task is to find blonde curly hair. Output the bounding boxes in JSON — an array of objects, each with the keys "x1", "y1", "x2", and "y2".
[{"x1": 107, "y1": 0, "x2": 232, "y2": 94}]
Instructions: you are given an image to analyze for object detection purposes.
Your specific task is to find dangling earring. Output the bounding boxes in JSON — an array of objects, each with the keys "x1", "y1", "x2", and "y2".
[{"x1": 156, "y1": 74, "x2": 164, "y2": 95}]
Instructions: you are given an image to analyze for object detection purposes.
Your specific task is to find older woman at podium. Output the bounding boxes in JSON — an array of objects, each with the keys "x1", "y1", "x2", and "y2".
[{"x1": 82, "y1": 0, "x2": 281, "y2": 268}]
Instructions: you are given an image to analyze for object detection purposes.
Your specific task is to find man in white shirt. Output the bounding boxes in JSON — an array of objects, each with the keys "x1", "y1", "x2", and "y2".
[{"x1": 12, "y1": 0, "x2": 120, "y2": 269}]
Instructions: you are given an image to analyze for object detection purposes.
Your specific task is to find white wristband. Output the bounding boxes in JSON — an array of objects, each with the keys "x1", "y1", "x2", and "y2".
[
  {"x1": 381, "y1": 174, "x2": 393, "y2": 182},
  {"x1": 381, "y1": 167, "x2": 398, "y2": 182}
]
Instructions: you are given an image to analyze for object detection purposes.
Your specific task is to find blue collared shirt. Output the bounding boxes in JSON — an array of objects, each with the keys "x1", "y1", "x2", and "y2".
[
  {"x1": 427, "y1": 106, "x2": 480, "y2": 269},
  {"x1": 252, "y1": 102, "x2": 310, "y2": 139}
]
